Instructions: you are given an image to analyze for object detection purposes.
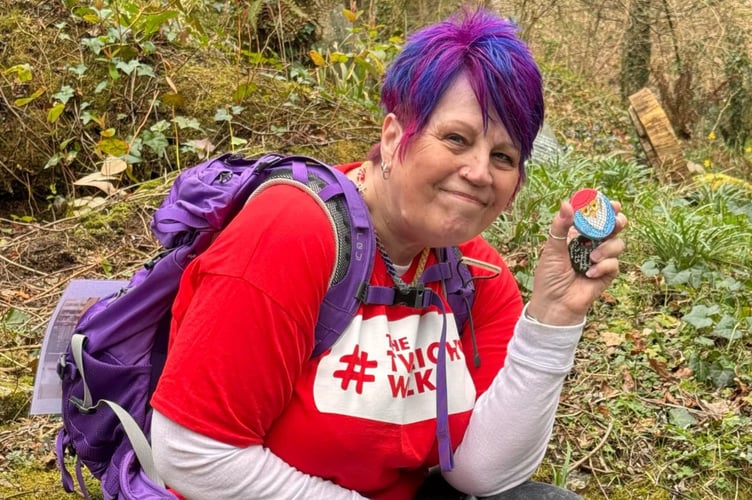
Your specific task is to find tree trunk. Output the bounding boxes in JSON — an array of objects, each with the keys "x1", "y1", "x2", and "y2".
[
  {"x1": 619, "y1": 0, "x2": 653, "y2": 103},
  {"x1": 309, "y1": 0, "x2": 351, "y2": 46},
  {"x1": 720, "y1": 29, "x2": 752, "y2": 151}
]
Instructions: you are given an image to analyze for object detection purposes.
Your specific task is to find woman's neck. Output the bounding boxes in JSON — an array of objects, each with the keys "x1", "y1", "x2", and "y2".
[
  {"x1": 372, "y1": 223, "x2": 424, "y2": 266},
  {"x1": 354, "y1": 162, "x2": 425, "y2": 266}
]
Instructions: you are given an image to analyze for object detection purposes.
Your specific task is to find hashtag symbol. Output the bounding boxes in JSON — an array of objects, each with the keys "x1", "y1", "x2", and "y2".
[{"x1": 332, "y1": 345, "x2": 377, "y2": 394}]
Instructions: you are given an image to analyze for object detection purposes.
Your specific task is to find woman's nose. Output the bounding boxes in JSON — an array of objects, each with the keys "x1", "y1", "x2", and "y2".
[{"x1": 461, "y1": 154, "x2": 493, "y2": 185}]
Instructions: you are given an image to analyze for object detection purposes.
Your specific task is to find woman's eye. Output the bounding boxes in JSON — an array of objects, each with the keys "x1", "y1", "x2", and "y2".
[
  {"x1": 492, "y1": 152, "x2": 516, "y2": 168},
  {"x1": 446, "y1": 134, "x2": 465, "y2": 145}
]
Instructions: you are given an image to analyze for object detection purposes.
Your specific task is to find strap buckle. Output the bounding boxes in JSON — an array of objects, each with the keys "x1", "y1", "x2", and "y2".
[{"x1": 392, "y1": 285, "x2": 427, "y2": 308}]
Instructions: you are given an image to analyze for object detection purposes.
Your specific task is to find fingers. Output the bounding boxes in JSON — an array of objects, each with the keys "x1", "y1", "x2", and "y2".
[
  {"x1": 547, "y1": 201, "x2": 574, "y2": 242},
  {"x1": 585, "y1": 254, "x2": 620, "y2": 280},
  {"x1": 608, "y1": 200, "x2": 629, "y2": 236},
  {"x1": 586, "y1": 236, "x2": 626, "y2": 278}
]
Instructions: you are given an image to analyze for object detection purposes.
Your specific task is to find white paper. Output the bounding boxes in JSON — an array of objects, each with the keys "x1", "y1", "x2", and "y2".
[{"x1": 30, "y1": 279, "x2": 128, "y2": 415}]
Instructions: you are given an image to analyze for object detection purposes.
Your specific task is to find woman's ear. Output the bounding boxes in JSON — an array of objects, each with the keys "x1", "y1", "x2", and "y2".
[{"x1": 380, "y1": 113, "x2": 403, "y2": 163}]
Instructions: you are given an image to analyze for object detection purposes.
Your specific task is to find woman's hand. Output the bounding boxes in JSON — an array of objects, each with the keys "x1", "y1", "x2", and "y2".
[{"x1": 526, "y1": 199, "x2": 627, "y2": 326}]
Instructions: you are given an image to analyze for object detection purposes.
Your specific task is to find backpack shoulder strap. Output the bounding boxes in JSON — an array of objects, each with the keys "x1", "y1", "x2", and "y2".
[
  {"x1": 444, "y1": 246, "x2": 475, "y2": 333},
  {"x1": 307, "y1": 161, "x2": 375, "y2": 357},
  {"x1": 358, "y1": 245, "x2": 477, "y2": 336},
  {"x1": 421, "y1": 247, "x2": 475, "y2": 334},
  {"x1": 246, "y1": 156, "x2": 376, "y2": 357}
]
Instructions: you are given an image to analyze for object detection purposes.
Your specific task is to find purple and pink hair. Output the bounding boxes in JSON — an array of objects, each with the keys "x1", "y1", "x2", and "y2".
[{"x1": 371, "y1": 8, "x2": 544, "y2": 183}]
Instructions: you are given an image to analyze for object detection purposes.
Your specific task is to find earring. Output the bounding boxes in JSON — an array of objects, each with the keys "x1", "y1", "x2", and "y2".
[{"x1": 380, "y1": 160, "x2": 392, "y2": 180}]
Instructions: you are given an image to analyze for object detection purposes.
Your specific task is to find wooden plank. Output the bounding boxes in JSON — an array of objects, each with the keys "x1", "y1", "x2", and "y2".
[{"x1": 628, "y1": 88, "x2": 691, "y2": 183}]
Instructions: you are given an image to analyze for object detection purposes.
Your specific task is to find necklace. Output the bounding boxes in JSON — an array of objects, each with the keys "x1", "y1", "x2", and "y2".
[
  {"x1": 376, "y1": 236, "x2": 430, "y2": 289},
  {"x1": 354, "y1": 164, "x2": 429, "y2": 289}
]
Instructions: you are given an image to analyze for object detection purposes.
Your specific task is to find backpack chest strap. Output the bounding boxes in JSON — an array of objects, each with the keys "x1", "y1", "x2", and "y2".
[{"x1": 357, "y1": 282, "x2": 432, "y2": 309}]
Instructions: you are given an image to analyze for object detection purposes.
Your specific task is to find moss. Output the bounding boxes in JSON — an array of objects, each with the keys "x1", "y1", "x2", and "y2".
[
  {"x1": 0, "y1": 385, "x2": 30, "y2": 422},
  {"x1": 0, "y1": 464, "x2": 102, "y2": 499},
  {"x1": 290, "y1": 139, "x2": 373, "y2": 164},
  {"x1": 534, "y1": 465, "x2": 673, "y2": 499},
  {"x1": 79, "y1": 202, "x2": 132, "y2": 234},
  {"x1": 599, "y1": 486, "x2": 671, "y2": 499},
  {"x1": 132, "y1": 176, "x2": 176, "y2": 198}
]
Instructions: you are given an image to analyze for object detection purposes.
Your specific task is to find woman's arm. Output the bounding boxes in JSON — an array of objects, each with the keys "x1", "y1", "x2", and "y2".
[
  {"x1": 446, "y1": 201, "x2": 626, "y2": 495},
  {"x1": 443, "y1": 307, "x2": 583, "y2": 495},
  {"x1": 150, "y1": 185, "x2": 344, "y2": 495},
  {"x1": 152, "y1": 411, "x2": 367, "y2": 500}
]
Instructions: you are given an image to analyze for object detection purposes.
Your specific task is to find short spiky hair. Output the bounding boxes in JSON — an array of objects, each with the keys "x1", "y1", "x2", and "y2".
[{"x1": 377, "y1": 8, "x2": 544, "y2": 181}]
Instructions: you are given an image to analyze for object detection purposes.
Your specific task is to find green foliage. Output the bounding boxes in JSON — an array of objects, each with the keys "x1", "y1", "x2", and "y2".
[
  {"x1": 550, "y1": 442, "x2": 572, "y2": 488},
  {"x1": 484, "y1": 146, "x2": 751, "y2": 497},
  {"x1": 636, "y1": 200, "x2": 744, "y2": 270},
  {"x1": 1, "y1": 2, "x2": 752, "y2": 498},
  {"x1": 635, "y1": 184, "x2": 752, "y2": 273},
  {"x1": 18, "y1": 0, "x2": 214, "y2": 203},
  {"x1": 0, "y1": 1, "x2": 393, "y2": 215},
  {"x1": 305, "y1": 8, "x2": 402, "y2": 108},
  {"x1": 1, "y1": 307, "x2": 32, "y2": 340},
  {"x1": 486, "y1": 153, "x2": 652, "y2": 293}
]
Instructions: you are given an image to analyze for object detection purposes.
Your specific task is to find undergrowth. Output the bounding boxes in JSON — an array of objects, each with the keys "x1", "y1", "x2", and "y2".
[
  {"x1": 490, "y1": 153, "x2": 752, "y2": 498},
  {"x1": 1, "y1": 1, "x2": 751, "y2": 499}
]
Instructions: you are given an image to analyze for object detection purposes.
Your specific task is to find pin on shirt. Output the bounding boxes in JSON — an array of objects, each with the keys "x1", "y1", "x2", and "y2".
[{"x1": 568, "y1": 189, "x2": 616, "y2": 274}]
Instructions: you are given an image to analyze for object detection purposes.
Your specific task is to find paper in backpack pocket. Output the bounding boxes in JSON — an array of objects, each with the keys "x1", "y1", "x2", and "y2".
[{"x1": 30, "y1": 279, "x2": 127, "y2": 415}]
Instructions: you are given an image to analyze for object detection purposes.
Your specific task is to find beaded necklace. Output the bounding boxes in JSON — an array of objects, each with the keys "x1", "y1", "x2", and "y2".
[
  {"x1": 355, "y1": 165, "x2": 430, "y2": 289},
  {"x1": 377, "y1": 237, "x2": 430, "y2": 289}
]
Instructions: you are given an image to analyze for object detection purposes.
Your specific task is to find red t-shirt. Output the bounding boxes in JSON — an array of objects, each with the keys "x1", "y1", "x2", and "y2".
[{"x1": 151, "y1": 166, "x2": 522, "y2": 499}]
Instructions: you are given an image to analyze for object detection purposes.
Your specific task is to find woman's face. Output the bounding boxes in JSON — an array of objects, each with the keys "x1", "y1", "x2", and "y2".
[{"x1": 380, "y1": 73, "x2": 522, "y2": 249}]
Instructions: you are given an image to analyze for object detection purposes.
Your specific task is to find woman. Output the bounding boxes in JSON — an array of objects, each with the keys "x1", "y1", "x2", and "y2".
[{"x1": 150, "y1": 7, "x2": 627, "y2": 500}]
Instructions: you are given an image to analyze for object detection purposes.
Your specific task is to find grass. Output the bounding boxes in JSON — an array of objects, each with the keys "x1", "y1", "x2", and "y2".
[
  {"x1": 494, "y1": 153, "x2": 752, "y2": 498},
  {"x1": 1, "y1": 1, "x2": 752, "y2": 498}
]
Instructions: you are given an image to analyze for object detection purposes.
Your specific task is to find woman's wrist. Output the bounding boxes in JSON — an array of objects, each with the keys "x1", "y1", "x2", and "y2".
[{"x1": 523, "y1": 303, "x2": 585, "y2": 327}]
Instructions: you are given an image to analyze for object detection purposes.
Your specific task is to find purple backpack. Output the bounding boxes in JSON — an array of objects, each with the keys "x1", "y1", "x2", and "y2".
[{"x1": 55, "y1": 153, "x2": 475, "y2": 499}]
